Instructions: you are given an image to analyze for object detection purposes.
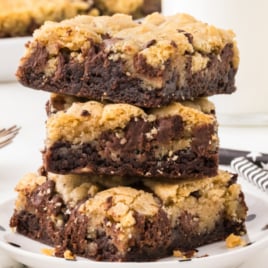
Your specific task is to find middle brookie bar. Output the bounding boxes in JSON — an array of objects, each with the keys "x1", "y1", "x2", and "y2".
[
  {"x1": 10, "y1": 169, "x2": 247, "y2": 262},
  {"x1": 44, "y1": 94, "x2": 218, "y2": 179}
]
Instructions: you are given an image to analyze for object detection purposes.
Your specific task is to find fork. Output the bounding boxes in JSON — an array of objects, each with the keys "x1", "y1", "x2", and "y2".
[{"x1": 0, "y1": 125, "x2": 20, "y2": 149}]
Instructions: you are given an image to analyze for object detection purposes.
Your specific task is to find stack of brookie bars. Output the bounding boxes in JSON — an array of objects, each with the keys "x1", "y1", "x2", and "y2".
[{"x1": 10, "y1": 12, "x2": 248, "y2": 262}]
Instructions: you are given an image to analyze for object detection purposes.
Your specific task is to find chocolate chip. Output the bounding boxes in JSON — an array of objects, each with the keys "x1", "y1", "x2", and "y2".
[
  {"x1": 145, "y1": 39, "x2": 157, "y2": 48},
  {"x1": 170, "y1": 40, "x2": 177, "y2": 48},
  {"x1": 104, "y1": 196, "x2": 113, "y2": 210},
  {"x1": 177, "y1": 29, "x2": 194, "y2": 44},
  {"x1": 190, "y1": 190, "x2": 201, "y2": 199},
  {"x1": 81, "y1": 110, "x2": 90, "y2": 116}
]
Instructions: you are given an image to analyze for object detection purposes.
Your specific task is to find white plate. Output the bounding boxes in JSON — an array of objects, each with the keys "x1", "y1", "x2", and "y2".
[
  {"x1": 0, "y1": 189, "x2": 268, "y2": 268},
  {"x1": 0, "y1": 37, "x2": 31, "y2": 82}
]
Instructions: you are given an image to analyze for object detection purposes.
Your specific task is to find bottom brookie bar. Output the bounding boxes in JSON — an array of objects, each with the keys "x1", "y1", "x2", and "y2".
[{"x1": 10, "y1": 169, "x2": 247, "y2": 262}]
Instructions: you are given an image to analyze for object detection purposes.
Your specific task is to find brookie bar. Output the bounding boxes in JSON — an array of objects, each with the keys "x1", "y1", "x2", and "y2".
[
  {"x1": 43, "y1": 95, "x2": 218, "y2": 179},
  {"x1": 0, "y1": 0, "x2": 94, "y2": 38},
  {"x1": 16, "y1": 12, "x2": 239, "y2": 107},
  {"x1": 0, "y1": 0, "x2": 161, "y2": 38},
  {"x1": 93, "y1": 0, "x2": 161, "y2": 19},
  {"x1": 10, "y1": 169, "x2": 247, "y2": 262}
]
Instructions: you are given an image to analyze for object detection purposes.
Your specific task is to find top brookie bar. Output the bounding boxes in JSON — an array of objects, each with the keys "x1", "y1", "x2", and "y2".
[{"x1": 16, "y1": 12, "x2": 239, "y2": 108}]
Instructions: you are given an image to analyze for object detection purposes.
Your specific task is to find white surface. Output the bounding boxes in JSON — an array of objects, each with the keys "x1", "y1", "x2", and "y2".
[
  {"x1": 162, "y1": 0, "x2": 268, "y2": 121},
  {"x1": 0, "y1": 83, "x2": 49, "y2": 203},
  {"x1": 1, "y1": 82, "x2": 268, "y2": 267},
  {"x1": 0, "y1": 37, "x2": 31, "y2": 82}
]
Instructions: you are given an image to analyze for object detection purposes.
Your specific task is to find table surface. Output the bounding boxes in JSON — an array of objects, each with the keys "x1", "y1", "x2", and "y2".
[{"x1": 1, "y1": 82, "x2": 268, "y2": 267}]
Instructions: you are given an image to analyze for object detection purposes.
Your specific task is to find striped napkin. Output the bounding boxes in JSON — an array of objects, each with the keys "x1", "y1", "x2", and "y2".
[{"x1": 230, "y1": 152, "x2": 268, "y2": 192}]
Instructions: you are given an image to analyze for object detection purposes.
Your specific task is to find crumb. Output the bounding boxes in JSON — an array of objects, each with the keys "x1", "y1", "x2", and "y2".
[
  {"x1": 173, "y1": 249, "x2": 184, "y2": 258},
  {"x1": 173, "y1": 249, "x2": 197, "y2": 258},
  {"x1": 41, "y1": 247, "x2": 75, "y2": 260},
  {"x1": 63, "y1": 249, "x2": 76, "y2": 260},
  {"x1": 41, "y1": 248, "x2": 55, "y2": 256},
  {"x1": 225, "y1": 233, "x2": 246, "y2": 248}
]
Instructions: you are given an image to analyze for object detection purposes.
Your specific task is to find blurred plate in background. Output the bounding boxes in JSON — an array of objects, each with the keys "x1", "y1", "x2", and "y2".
[{"x1": 0, "y1": 37, "x2": 31, "y2": 82}]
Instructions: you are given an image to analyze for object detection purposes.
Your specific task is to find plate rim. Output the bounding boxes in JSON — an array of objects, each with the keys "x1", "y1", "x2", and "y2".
[{"x1": 1, "y1": 188, "x2": 268, "y2": 267}]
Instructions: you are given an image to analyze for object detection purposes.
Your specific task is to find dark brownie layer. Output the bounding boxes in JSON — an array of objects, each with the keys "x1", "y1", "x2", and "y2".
[
  {"x1": 61, "y1": 208, "x2": 245, "y2": 262},
  {"x1": 93, "y1": 0, "x2": 161, "y2": 19},
  {"x1": 17, "y1": 42, "x2": 236, "y2": 108},
  {"x1": 62, "y1": 208, "x2": 173, "y2": 262},
  {"x1": 43, "y1": 115, "x2": 218, "y2": 179},
  {"x1": 10, "y1": 180, "x2": 66, "y2": 246},
  {"x1": 139, "y1": 0, "x2": 161, "y2": 16},
  {"x1": 11, "y1": 202, "x2": 246, "y2": 262}
]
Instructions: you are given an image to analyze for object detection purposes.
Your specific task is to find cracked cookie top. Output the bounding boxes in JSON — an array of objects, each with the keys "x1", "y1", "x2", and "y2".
[{"x1": 28, "y1": 12, "x2": 239, "y2": 72}]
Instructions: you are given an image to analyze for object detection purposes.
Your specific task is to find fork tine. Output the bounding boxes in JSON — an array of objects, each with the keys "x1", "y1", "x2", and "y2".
[
  {"x1": 8, "y1": 125, "x2": 20, "y2": 135},
  {"x1": 0, "y1": 125, "x2": 20, "y2": 136},
  {"x1": 0, "y1": 125, "x2": 20, "y2": 148},
  {"x1": 0, "y1": 137, "x2": 14, "y2": 148}
]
